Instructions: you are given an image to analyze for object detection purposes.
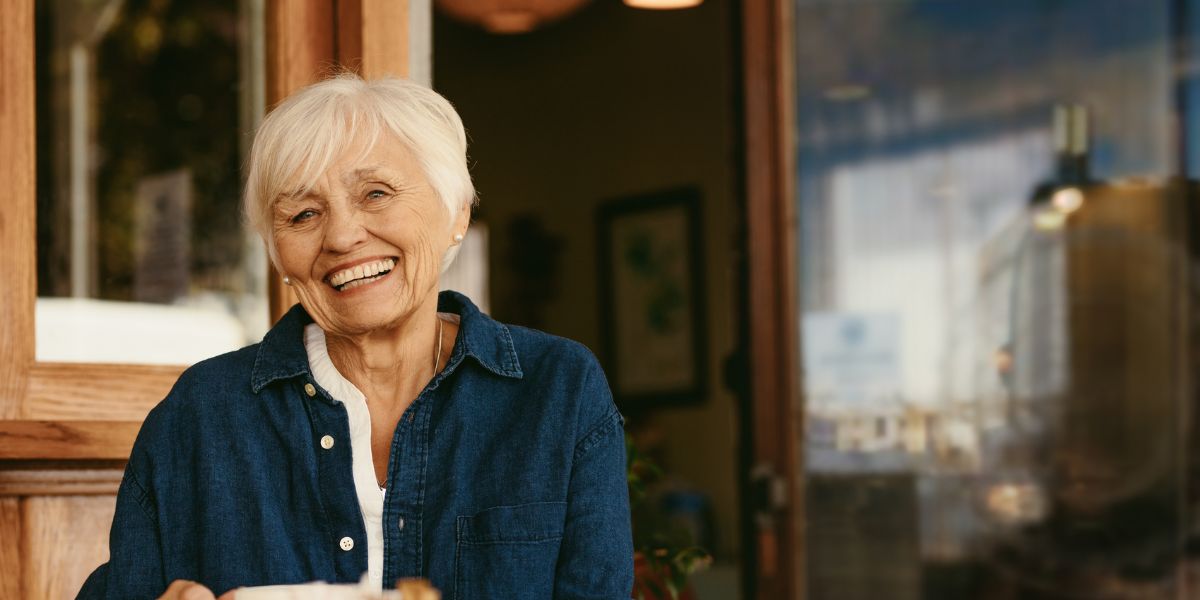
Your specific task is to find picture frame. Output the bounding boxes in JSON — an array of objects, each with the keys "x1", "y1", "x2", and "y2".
[{"x1": 597, "y1": 187, "x2": 707, "y2": 410}]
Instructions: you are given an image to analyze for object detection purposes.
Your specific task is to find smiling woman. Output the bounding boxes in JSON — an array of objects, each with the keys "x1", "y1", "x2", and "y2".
[
  {"x1": 269, "y1": 136, "x2": 468, "y2": 341},
  {"x1": 77, "y1": 75, "x2": 634, "y2": 599}
]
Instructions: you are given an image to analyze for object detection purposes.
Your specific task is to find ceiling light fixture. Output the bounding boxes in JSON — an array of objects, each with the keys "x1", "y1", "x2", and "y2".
[
  {"x1": 436, "y1": 0, "x2": 591, "y2": 34},
  {"x1": 624, "y1": 0, "x2": 704, "y2": 9}
]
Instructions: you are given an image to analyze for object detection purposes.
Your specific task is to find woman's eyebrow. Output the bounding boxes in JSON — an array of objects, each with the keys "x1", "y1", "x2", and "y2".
[
  {"x1": 344, "y1": 165, "x2": 402, "y2": 184},
  {"x1": 272, "y1": 190, "x2": 316, "y2": 211}
]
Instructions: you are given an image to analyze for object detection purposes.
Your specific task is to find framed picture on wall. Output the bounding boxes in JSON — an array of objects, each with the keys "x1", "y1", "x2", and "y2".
[{"x1": 597, "y1": 187, "x2": 707, "y2": 410}]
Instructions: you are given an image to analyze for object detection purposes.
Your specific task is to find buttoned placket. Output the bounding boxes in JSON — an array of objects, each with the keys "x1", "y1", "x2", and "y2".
[
  {"x1": 381, "y1": 385, "x2": 431, "y2": 584},
  {"x1": 381, "y1": 344, "x2": 466, "y2": 586},
  {"x1": 300, "y1": 378, "x2": 370, "y2": 581}
]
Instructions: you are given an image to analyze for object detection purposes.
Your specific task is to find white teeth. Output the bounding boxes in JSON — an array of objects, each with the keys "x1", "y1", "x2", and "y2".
[
  {"x1": 342, "y1": 272, "x2": 387, "y2": 290},
  {"x1": 329, "y1": 258, "x2": 395, "y2": 289}
]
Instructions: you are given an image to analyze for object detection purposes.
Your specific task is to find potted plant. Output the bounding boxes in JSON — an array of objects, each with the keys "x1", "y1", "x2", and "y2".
[{"x1": 627, "y1": 435, "x2": 712, "y2": 600}]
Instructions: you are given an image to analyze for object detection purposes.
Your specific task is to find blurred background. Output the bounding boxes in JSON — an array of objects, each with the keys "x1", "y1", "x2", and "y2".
[{"x1": 7, "y1": 0, "x2": 1200, "y2": 598}]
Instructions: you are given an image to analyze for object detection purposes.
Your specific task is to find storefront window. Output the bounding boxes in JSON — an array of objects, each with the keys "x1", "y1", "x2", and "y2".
[
  {"x1": 794, "y1": 1, "x2": 1196, "y2": 597},
  {"x1": 35, "y1": 0, "x2": 267, "y2": 364}
]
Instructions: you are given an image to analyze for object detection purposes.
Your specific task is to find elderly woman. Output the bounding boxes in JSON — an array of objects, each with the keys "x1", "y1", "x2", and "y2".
[{"x1": 78, "y1": 75, "x2": 633, "y2": 599}]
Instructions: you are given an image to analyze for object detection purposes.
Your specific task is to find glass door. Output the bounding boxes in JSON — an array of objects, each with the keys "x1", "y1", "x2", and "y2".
[{"x1": 792, "y1": 1, "x2": 1199, "y2": 598}]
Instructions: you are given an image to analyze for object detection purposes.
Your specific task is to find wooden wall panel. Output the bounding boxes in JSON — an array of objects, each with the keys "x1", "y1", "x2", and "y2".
[
  {"x1": 23, "y1": 496, "x2": 116, "y2": 599},
  {"x1": 0, "y1": 498, "x2": 23, "y2": 598}
]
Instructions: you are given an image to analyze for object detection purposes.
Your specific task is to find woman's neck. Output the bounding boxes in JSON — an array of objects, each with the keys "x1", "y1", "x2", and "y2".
[{"x1": 324, "y1": 308, "x2": 442, "y2": 411}]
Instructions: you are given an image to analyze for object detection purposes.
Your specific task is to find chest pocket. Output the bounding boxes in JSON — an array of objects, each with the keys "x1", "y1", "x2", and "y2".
[{"x1": 453, "y1": 501, "x2": 566, "y2": 600}]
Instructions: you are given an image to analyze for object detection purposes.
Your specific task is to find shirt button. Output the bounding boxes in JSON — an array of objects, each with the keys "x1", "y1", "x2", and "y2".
[
  {"x1": 304, "y1": 383, "x2": 317, "y2": 397},
  {"x1": 397, "y1": 516, "x2": 406, "y2": 531},
  {"x1": 339, "y1": 536, "x2": 354, "y2": 551},
  {"x1": 320, "y1": 435, "x2": 335, "y2": 450}
]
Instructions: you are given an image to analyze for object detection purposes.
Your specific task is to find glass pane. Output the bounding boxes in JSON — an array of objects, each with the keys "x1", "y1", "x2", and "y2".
[
  {"x1": 35, "y1": 0, "x2": 267, "y2": 365},
  {"x1": 793, "y1": 1, "x2": 1197, "y2": 598}
]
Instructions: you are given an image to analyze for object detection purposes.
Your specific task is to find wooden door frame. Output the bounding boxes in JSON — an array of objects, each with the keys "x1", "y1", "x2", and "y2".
[{"x1": 741, "y1": 0, "x2": 803, "y2": 598}]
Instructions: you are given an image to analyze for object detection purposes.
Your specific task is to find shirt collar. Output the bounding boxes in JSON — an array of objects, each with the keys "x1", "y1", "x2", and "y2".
[{"x1": 251, "y1": 290, "x2": 523, "y2": 393}]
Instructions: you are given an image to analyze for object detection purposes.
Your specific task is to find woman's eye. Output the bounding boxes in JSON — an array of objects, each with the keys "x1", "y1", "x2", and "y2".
[
  {"x1": 291, "y1": 209, "x2": 317, "y2": 224},
  {"x1": 366, "y1": 189, "x2": 388, "y2": 200}
]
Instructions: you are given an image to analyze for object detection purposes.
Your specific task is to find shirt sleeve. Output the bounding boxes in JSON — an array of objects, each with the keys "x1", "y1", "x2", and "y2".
[
  {"x1": 553, "y1": 365, "x2": 634, "y2": 600},
  {"x1": 76, "y1": 458, "x2": 165, "y2": 599}
]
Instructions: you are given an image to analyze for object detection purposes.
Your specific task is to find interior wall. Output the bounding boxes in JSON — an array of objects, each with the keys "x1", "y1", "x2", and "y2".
[{"x1": 432, "y1": 0, "x2": 741, "y2": 559}]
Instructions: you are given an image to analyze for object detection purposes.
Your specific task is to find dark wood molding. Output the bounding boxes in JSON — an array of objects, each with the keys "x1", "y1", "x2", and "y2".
[{"x1": 742, "y1": 0, "x2": 803, "y2": 597}]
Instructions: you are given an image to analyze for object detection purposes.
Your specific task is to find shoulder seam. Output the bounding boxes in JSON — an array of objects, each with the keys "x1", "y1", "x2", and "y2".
[{"x1": 573, "y1": 408, "x2": 624, "y2": 461}]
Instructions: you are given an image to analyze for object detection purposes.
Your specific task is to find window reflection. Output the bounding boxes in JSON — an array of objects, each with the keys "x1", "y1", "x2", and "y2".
[
  {"x1": 795, "y1": 1, "x2": 1196, "y2": 597},
  {"x1": 35, "y1": 0, "x2": 266, "y2": 364}
]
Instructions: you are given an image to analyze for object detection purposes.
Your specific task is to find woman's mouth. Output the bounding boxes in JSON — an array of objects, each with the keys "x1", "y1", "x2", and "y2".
[{"x1": 328, "y1": 258, "x2": 396, "y2": 292}]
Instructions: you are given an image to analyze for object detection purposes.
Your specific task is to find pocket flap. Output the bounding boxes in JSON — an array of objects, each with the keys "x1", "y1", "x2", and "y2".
[{"x1": 456, "y1": 501, "x2": 567, "y2": 544}]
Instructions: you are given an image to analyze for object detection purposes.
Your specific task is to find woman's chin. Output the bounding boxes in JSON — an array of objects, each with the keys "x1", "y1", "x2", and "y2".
[{"x1": 314, "y1": 290, "x2": 412, "y2": 335}]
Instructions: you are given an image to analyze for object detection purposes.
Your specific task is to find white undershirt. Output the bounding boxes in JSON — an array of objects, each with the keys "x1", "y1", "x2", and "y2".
[{"x1": 304, "y1": 324, "x2": 385, "y2": 591}]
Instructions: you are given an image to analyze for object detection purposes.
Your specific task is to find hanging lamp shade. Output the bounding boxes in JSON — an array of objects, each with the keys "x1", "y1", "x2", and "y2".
[
  {"x1": 623, "y1": 0, "x2": 703, "y2": 8},
  {"x1": 436, "y1": 0, "x2": 592, "y2": 34}
]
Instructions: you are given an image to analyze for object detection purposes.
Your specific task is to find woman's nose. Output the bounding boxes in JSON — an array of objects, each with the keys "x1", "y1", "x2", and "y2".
[{"x1": 323, "y1": 207, "x2": 368, "y2": 252}]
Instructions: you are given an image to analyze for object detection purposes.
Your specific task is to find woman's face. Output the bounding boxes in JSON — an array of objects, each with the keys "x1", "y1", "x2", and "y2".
[{"x1": 272, "y1": 135, "x2": 469, "y2": 337}]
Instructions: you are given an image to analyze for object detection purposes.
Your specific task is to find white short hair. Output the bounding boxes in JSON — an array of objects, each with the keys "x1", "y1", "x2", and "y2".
[{"x1": 243, "y1": 74, "x2": 476, "y2": 271}]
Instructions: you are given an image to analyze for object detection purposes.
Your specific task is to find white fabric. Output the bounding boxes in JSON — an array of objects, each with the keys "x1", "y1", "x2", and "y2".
[{"x1": 304, "y1": 324, "x2": 385, "y2": 591}]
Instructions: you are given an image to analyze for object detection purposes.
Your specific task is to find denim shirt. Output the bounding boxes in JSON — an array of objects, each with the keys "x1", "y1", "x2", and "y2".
[{"x1": 78, "y1": 291, "x2": 633, "y2": 599}]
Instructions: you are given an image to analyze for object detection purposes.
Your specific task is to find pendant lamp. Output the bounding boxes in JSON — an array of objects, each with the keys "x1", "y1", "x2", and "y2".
[
  {"x1": 623, "y1": 0, "x2": 703, "y2": 8},
  {"x1": 436, "y1": 0, "x2": 592, "y2": 34}
]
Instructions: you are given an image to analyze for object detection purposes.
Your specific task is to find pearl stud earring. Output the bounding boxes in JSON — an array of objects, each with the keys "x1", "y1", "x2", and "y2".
[
  {"x1": 283, "y1": 276, "x2": 292, "y2": 285},
  {"x1": 453, "y1": 233, "x2": 464, "y2": 244}
]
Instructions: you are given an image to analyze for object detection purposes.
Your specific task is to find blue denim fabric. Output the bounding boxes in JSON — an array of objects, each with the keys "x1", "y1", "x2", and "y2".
[{"x1": 77, "y1": 291, "x2": 633, "y2": 599}]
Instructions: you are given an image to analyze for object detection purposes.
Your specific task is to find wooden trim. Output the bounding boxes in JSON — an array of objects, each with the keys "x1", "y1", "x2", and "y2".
[
  {"x1": 24, "y1": 363, "x2": 180, "y2": 421},
  {"x1": 743, "y1": 0, "x2": 802, "y2": 598},
  {"x1": 336, "y1": 0, "x2": 365, "y2": 70},
  {"x1": 335, "y1": 0, "x2": 414, "y2": 79},
  {"x1": 0, "y1": 0, "x2": 36, "y2": 420},
  {"x1": 0, "y1": 421, "x2": 140, "y2": 461},
  {"x1": 266, "y1": 0, "x2": 336, "y2": 105},
  {"x1": 0, "y1": 463, "x2": 124, "y2": 496},
  {"x1": 354, "y1": 0, "x2": 411, "y2": 78}
]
